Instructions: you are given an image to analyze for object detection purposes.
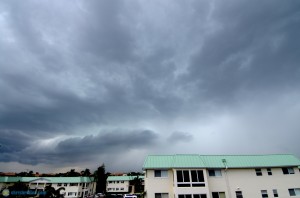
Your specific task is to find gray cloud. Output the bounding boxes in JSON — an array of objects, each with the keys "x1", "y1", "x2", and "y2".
[
  {"x1": 0, "y1": 129, "x2": 158, "y2": 166},
  {"x1": 0, "y1": 0, "x2": 300, "y2": 172},
  {"x1": 168, "y1": 132, "x2": 193, "y2": 143}
]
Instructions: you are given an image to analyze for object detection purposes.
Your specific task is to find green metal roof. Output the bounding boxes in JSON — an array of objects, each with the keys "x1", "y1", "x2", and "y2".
[
  {"x1": 0, "y1": 177, "x2": 94, "y2": 183},
  {"x1": 172, "y1": 154, "x2": 206, "y2": 168},
  {"x1": 143, "y1": 154, "x2": 300, "y2": 169},
  {"x1": 107, "y1": 176, "x2": 144, "y2": 181}
]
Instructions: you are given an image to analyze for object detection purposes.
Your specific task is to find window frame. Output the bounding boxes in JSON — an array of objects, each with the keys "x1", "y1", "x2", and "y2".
[
  {"x1": 208, "y1": 169, "x2": 222, "y2": 177},
  {"x1": 282, "y1": 167, "x2": 295, "y2": 175},
  {"x1": 155, "y1": 193, "x2": 169, "y2": 198},
  {"x1": 176, "y1": 170, "x2": 205, "y2": 187},
  {"x1": 261, "y1": 190, "x2": 268, "y2": 198},
  {"x1": 255, "y1": 168, "x2": 262, "y2": 176},
  {"x1": 267, "y1": 168, "x2": 272, "y2": 176},
  {"x1": 235, "y1": 191, "x2": 243, "y2": 198},
  {"x1": 212, "y1": 192, "x2": 225, "y2": 198},
  {"x1": 155, "y1": 170, "x2": 168, "y2": 178},
  {"x1": 179, "y1": 194, "x2": 206, "y2": 198},
  {"x1": 289, "y1": 188, "x2": 300, "y2": 196}
]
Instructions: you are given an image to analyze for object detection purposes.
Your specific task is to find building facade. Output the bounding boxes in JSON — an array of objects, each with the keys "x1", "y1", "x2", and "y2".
[
  {"x1": 143, "y1": 154, "x2": 300, "y2": 198},
  {"x1": 106, "y1": 176, "x2": 144, "y2": 195},
  {"x1": 0, "y1": 176, "x2": 96, "y2": 198}
]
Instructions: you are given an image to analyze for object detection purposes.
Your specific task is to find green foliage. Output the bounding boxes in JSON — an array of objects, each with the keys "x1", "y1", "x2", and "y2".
[
  {"x1": 130, "y1": 176, "x2": 144, "y2": 193},
  {"x1": 81, "y1": 169, "x2": 91, "y2": 176},
  {"x1": 7, "y1": 181, "x2": 29, "y2": 198},
  {"x1": 44, "y1": 184, "x2": 65, "y2": 198},
  {"x1": 65, "y1": 169, "x2": 81, "y2": 177}
]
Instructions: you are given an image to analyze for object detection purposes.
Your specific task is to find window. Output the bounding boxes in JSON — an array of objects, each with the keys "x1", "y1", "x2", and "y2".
[
  {"x1": 108, "y1": 181, "x2": 112, "y2": 183},
  {"x1": 282, "y1": 167, "x2": 295, "y2": 174},
  {"x1": 289, "y1": 188, "x2": 300, "y2": 196},
  {"x1": 212, "y1": 192, "x2": 225, "y2": 198},
  {"x1": 179, "y1": 195, "x2": 206, "y2": 198},
  {"x1": 235, "y1": 191, "x2": 243, "y2": 198},
  {"x1": 179, "y1": 195, "x2": 192, "y2": 198},
  {"x1": 57, "y1": 183, "x2": 62, "y2": 186},
  {"x1": 68, "y1": 192, "x2": 77, "y2": 196},
  {"x1": 64, "y1": 183, "x2": 68, "y2": 186},
  {"x1": 116, "y1": 188, "x2": 119, "y2": 190},
  {"x1": 255, "y1": 169, "x2": 262, "y2": 176},
  {"x1": 176, "y1": 170, "x2": 205, "y2": 187},
  {"x1": 191, "y1": 170, "x2": 204, "y2": 182},
  {"x1": 121, "y1": 181, "x2": 124, "y2": 183},
  {"x1": 267, "y1": 168, "x2": 272, "y2": 176},
  {"x1": 177, "y1": 170, "x2": 190, "y2": 182},
  {"x1": 155, "y1": 170, "x2": 168, "y2": 177},
  {"x1": 273, "y1": 189, "x2": 278, "y2": 197},
  {"x1": 155, "y1": 193, "x2": 168, "y2": 198},
  {"x1": 70, "y1": 183, "x2": 78, "y2": 186},
  {"x1": 121, "y1": 188, "x2": 124, "y2": 190},
  {"x1": 261, "y1": 190, "x2": 268, "y2": 198},
  {"x1": 208, "y1": 169, "x2": 222, "y2": 177}
]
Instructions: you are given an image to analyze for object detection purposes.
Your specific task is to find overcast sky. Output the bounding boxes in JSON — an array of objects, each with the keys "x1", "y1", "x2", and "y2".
[{"x1": 0, "y1": 0, "x2": 300, "y2": 173}]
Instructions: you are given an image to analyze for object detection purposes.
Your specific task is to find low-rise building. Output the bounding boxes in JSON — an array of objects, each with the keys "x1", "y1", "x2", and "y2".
[
  {"x1": 143, "y1": 154, "x2": 300, "y2": 198},
  {"x1": 106, "y1": 175, "x2": 144, "y2": 195},
  {"x1": 0, "y1": 176, "x2": 96, "y2": 198}
]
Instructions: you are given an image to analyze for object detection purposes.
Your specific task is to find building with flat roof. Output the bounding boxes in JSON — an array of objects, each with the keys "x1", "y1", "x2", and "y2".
[
  {"x1": 106, "y1": 175, "x2": 144, "y2": 195},
  {"x1": 0, "y1": 176, "x2": 96, "y2": 198},
  {"x1": 143, "y1": 154, "x2": 300, "y2": 198}
]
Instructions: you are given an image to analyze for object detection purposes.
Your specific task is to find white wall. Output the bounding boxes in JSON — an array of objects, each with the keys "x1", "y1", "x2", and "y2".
[
  {"x1": 145, "y1": 170, "x2": 174, "y2": 198},
  {"x1": 145, "y1": 167, "x2": 300, "y2": 198}
]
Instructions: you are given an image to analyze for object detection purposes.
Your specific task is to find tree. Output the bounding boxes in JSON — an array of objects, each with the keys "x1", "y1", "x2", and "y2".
[
  {"x1": 44, "y1": 184, "x2": 65, "y2": 198},
  {"x1": 66, "y1": 169, "x2": 81, "y2": 177},
  {"x1": 7, "y1": 180, "x2": 29, "y2": 198},
  {"x1": 94, "y1": 164, "x2": 107, "y2": 193},
  {"x1": 82, "y1": 169, "x2": 91, "y2": 176},
  {"x1": 130, "y1": 176, "x2": 143, "y2": 193},
  {"x1": 28, "y1": 171, "x2": 34, "y2": 176}
]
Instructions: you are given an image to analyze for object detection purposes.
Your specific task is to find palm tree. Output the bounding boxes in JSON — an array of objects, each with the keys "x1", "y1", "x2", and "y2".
[
  {"x1": 44, "y1": 184, "x2": 65, "y2": 198},
  {"x1": 8, "y1": 181, "x2": 29, "y2": 198},
  {"x1": 130, "y1": 176, "x2": 143, "y2": 193}
]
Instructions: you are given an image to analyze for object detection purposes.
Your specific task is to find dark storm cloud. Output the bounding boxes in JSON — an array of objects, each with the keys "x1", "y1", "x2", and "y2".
[
  {"x1": 0, "y1": 0, "x2": 300, "y2": 171},
  {"x1": 0, "y1": 130, "x2": 33, "y2": 153},
  {"x1": 56, "y1": 129, "x2": 158, "y2": 155},
  {"x1": 0, "y1": 129, "x2": 158, "y2": 165},
  {"x1": 186, "y1": 0, "x2": 300, "y2": 104}
]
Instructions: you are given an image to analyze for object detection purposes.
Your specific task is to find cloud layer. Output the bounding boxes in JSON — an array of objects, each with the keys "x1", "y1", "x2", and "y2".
[{"x1": 0, "y1": 0, "x2": 300, "y2": 172}]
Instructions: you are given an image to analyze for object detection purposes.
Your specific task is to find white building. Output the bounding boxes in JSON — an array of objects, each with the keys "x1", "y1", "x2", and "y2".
[
  {"x1": 143, "y1": 154, "x2": 300, "y2": 198},
  {"x1": 106, "y1": 176, "x2": 144, "y2": 195},
  {"x1": 0, "y1": 176, "x2": 96, "y2": 198}
]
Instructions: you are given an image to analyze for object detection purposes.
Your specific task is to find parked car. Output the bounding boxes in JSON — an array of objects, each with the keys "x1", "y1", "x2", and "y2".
[
  {"x1": 95, "y1": 193, "x2": 105, "y2": 198},
  {"x1": 123, "y1": 194, "x2": 137, "y2": 198}
]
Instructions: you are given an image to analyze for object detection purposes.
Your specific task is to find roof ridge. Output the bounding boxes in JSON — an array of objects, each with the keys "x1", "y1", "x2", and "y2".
[
  {"x1": 149, "y1": 154, "x2": 295, "y2": 156},
  {"x1": 198, "y1": 154, "x2": 294, "y2": 156}
]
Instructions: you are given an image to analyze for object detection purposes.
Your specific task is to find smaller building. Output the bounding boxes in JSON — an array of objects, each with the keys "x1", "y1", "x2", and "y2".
[
  {"x1": 0, "y1": 176, "x2": 96, "y2": 198},
  {"x1": 106, "y1": 176, "x2": 144, "y2": 195}
]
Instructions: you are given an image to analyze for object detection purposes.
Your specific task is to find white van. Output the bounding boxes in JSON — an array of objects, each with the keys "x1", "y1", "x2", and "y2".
[{"x1": 123, "y1": 194, "x2": 137, "y2": 198}]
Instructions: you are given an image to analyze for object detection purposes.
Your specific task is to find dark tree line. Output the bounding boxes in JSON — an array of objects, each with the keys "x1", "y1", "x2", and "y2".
[{"x1": 94, "y1": 164, "x2": 108, "y2": 194}]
